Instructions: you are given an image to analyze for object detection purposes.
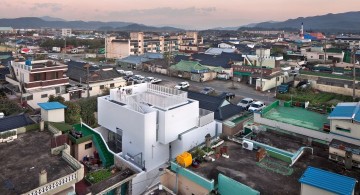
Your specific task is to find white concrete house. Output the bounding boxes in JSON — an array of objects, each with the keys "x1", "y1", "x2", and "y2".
[
  {"x1": 38, "y1": 102, "x2": 67, "y2": 122},
  {"x1": 97, "y1": 83, "x2": 219, "y2": 194}
]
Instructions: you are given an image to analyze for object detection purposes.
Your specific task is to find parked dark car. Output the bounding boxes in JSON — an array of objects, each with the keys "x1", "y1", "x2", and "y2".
[
  {"x1": 200, "y1": 87, "x2": 215, "y2": 95},
  {"x1": 219, "y1": 92, "x2": 235, "y2": 99}
]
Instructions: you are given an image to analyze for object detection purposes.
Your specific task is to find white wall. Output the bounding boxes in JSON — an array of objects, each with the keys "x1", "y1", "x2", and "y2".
[
  {"x1": 330, "y1": 119, "x2": 360, "y2": 140},
  {"x1": 171, "y1": 121, "x2": 217, "y2": 159},
  {"x1": 301, "y1": 184, "x2": 337, "y2": 195},
  {"x1": 131, "y1": 165, "x2": 165, "y2": 195},
  {"x1": 256, "y1": 75, "x2": 294, "y2": 91},
  {"x1": 158, "y1": 101, "x2": 199, "y2": 144},
  {"x1": 47, "y1": 109, "x2": 65, "y2": 122},
  {"x1": 98, "y1": 96, "x2": 169, "y2": 171}
]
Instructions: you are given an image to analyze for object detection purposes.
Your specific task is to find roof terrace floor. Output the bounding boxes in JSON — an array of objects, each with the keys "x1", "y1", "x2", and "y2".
[
  {"x1": 189, "y1": 130, "x2": 360, "y2": 194},
  {"x1": 263, "y1": 106, "x2": 329, "y2": 131},
  {"x1": 0, "y1": 131, "x2": 74, "y2": 195}
]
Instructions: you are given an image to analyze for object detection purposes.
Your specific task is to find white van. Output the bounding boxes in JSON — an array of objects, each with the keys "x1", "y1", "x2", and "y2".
[{"x1": 125, "y1": 71, "x2": 134, "y2": 76}]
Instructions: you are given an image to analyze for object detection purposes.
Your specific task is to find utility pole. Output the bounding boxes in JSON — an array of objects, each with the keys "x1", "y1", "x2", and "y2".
[
  {"x1": 324, "y1": 39, "x2": 327, "y2": 64},
  {"x1": 84, "y1": 64, "x2": 91, "y2": 98},
  {"x1": 259, "y1": 47, "x2": 265, "y2": 91},
  {"x1": 352, "y1": 47, "x2": 357, "y2": 101}
]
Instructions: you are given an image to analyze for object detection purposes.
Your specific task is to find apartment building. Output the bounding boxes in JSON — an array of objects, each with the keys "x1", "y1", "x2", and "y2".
[
  {"x1": 97, "y1": 83, "x2": 219, "y2": 194},
  {"x1": 105, "y1": 32, "x2": 203, "y2": 59},
  {"x1": 6, "y1": 60, "x2": 70, "y2": 109},
  {"x1": 61, "y1": 28, "x2": 72, "y2": 37}
]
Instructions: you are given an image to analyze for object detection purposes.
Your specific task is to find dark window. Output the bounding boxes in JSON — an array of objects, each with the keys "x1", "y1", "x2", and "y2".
[
  {"x1": 100, "y1": 85, "x2": 105, "y2": 89},
  {"x1": 52, "y1": 72, "x2": 59, "y2": 79},
  {"x1": 85, "y1": 142, "x2": 92, "y2": 149},
  {"x1": 110, "y1": 83, "x2": 115, "y2": 88},
  {"x1": 336, "y1": 127, "x2": 351, "y2": 133},
  {"x1": 55, "y1": 87, "x2": 60, "y2": 94},
  {"x1": 33, "y1": 73, "x2": 41, "y2": 81},
  {"x1": 41, "y1": 94, "x2": 48, "y2": 98},
  {"x1": 89, "y1": 87, "x2": 92, "y2": 91},
  {"x1": 27, "y1": 95, "x2": 33, "y2": 100}
]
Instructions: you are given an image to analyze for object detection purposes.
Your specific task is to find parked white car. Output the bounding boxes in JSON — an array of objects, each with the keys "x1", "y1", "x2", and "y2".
[
  {"x1": 145, "y1": 77, "x2": 162, "y2": 84},
  {"x1": 175, "y1": 81, "x2": 190, "y2": 89},
  {"x1": 125, "y1": 71, "x2": 133, "y2": 76},
  {"x1": 248, "y1": 101, "x2": 266, "y2": 112},
  {"x1": 237, "y1": 98, "x2": 254, "y2": 110},
  {"x1": 117, "y1": 69, "x2": 125, "y2": 74}
]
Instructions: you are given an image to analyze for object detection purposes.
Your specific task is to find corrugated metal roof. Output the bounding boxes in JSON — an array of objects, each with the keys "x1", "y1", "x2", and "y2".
[
  {"x1": 38, "y1": 102, "x2": 67, "y2": 110},
  {"x1": 328, "y1": 102, "x2": 360, "y2": 122},
  {"x1": 299, "y1": 166, "x2": 357, "y2": 195}
]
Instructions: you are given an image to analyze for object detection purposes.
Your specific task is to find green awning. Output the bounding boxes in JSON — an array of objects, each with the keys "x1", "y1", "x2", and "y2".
[{"x1": 234, "y1": 71, "x2": 252, "y2": 76}]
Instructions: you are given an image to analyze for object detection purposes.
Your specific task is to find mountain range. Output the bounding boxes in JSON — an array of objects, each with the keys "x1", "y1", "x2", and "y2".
[
  {"x1": 243, "y1": 11, "x2": 360, "y2": 32},
  {"x1": 1, "y1": 11, "x2": 360, "y2": 32},
  {"x1": 0, "y1": 17, "x2": 183, "y2": 32}
]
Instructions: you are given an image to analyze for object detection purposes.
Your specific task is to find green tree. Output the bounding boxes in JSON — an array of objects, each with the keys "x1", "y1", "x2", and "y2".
[
  {"x1": 63, "y1": 101, "x2": 81, "y2": 124},
  {"x1": 0, "y1": 97, "x2": 23, "y2": 116},
  {"x1": 78, "y1": 97, "x2": 98, "y2": 127},
  {"x1": 48, "y1": 95, "x2": 65, "y2": 104}
]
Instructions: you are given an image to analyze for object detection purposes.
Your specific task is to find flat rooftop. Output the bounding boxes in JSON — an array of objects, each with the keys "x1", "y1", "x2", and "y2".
[
  {"x1": 0, "y1": 131, "x2": 74, "y2": 195},
  {"x1": 263, "y1": 106, "x2": 329, "y2": 131},
  {"x1": 188, "y1": 131, "x2": 360, "y2": 194}
]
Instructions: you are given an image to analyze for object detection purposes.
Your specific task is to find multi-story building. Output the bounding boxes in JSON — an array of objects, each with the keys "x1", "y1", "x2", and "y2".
[
  {"x1": 105, "y1": 32, "x2": 203, "y2": 59},
  {"x1": 6, "y1": 60, "x2": 70, "y2": 109},
  {"x1": 335, "y1": 35, "x2": 360, "y2": 48},
  {"x1": 61, "y1": 28, "x2": 72, "y2": 37},
  {"x1": 97, "y1": 83, "x2": 219, "y2": 194}
]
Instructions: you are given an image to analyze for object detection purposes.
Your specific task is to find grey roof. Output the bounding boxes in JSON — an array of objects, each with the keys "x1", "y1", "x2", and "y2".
[
  {"x1": 66, "y1": 61, "x2": 121, "y2": 83},
  {"x1": 0, "y1": 67, "x2": 10, "y2": 80},
  {"x1": 192, "y1": 53, "x2": 243, "y2": 68},
  {"x1": 188, "y1": 91, "x2": 243, "y2": 121},
  {"x1": 0, "y1": 114, "x2": 35, "y2": 132},
  {"x1": 117, "y1": 55, "x2": 152, "y2": 65}
]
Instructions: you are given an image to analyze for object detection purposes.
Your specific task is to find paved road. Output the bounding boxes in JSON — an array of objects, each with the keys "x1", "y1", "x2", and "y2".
[
  {"x1": 118, "y1": 68, "x2": 276, "y2": 104},
  {"x1": 69, "y1": 57, "x2": 276, "y2": 104}
]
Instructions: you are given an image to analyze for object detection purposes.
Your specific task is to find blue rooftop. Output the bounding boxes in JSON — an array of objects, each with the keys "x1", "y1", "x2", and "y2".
[
  {"x1": 328, "y1": 102, "x2": 360, "y2": 122},
  {"x1": 299, "y1": 166, "x2": 357, "y2": 195},
  {"x1": 38, "y1": 102, "x2": 67, "y2": 110}
]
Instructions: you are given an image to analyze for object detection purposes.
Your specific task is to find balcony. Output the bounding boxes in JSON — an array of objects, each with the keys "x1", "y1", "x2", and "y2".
[{"x1": 25, "y1": 77, "x2": 69, "y2": 89}]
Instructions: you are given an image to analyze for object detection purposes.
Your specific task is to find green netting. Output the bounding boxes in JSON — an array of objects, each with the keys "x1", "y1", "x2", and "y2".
[
  {"x1": 261, "y1": 100, "x2": 280, "y2": 115},
  {"x1": 256, "y1": 158, "x2": 294, "y2": 176},
  {"x1": 170, "y1": 162, "x2": 214, "y2": 191},
  {"x1": 218, "y1": 174, "x2": 260, "y2": 195},
  {"x1": 262, "y1": 106, "x2": 329, "y2": 131},
  {"x1": 266, "y1": 149, "x2": 292, "y2": 163},
  {"x1": 284, "y1": 100, "x2": 292, "y2": 107}
]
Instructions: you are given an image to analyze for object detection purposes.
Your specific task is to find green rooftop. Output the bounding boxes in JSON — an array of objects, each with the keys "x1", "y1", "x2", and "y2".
[{"x1": 263, "y1": 106, "x2": 329, "y2": 131}]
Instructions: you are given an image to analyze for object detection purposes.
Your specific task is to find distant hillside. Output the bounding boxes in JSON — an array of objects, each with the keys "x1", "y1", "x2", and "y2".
[
  {"x1": 40, "y1": 16, "x2": 66, "y2": 22},
  {"x1": 0, "y1": 17, "x2": 183, "y2": 31},
  {"x1": 250, "y1": 11, "x2": 360, "y2": 32}
]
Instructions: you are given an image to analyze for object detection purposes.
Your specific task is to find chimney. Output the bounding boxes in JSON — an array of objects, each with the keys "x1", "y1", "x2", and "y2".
[{"x1": 39, "y1": 169, "x2": 47, "y2": 186}]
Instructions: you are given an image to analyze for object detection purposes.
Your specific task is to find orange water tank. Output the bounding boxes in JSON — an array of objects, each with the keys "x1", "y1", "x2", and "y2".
[{"x1": 176, "y1": 152, "x2": 193, "y2": 167}]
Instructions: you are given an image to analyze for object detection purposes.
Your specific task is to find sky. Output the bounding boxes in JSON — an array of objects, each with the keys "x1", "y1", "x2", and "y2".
[{"x1": 1, "y1": 0, "x2": 360, "y2": 29}]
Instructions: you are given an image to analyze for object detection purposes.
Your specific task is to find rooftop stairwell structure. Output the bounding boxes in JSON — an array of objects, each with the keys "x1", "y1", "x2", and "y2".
[{"x1": 73, "y1": 124, "x2": 114, "y2": 167}]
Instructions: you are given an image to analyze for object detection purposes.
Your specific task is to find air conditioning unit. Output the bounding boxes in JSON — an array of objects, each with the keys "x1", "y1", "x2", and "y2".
[{"x1": 242, "y1": 140, "x2": 254, "y2": 151}]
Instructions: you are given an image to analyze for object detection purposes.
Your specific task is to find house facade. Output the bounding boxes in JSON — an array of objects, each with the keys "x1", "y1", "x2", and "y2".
[{"x1": 6, "y1": 60, "x2": 70, "y2": 109}]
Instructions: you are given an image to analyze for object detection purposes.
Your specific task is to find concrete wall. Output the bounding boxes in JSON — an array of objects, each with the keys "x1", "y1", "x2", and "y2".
[
  {"x1": 311, "y1": 83, "x2": 360, "y2": 97},
  {"x1": 158, "y1": 101, "x2": 199, "y2": 144},
  {"x1": 330, "y1": 119, "x2": 360, "y2": 140},
  {"x1": 256, "y1": 75, "x2": 294, "y2": 91},
  {"x1": 301, "y1": 184, "x2": 337, "y2": 195},
  {"x1": 171, "y1": 121, "x2": 217, "y2": 159},
  {"x1": 131, "y1": 164, "x2": 164, "y2": 195},
  {"x1": 329, "y1": 147, "x2": 360, "y2": 162},
  {"x1": 105, "y1": 37, "x2": 131, "y2": 59},
  {"x1": 161, "y1": 170, "x2": 209, "y2": 195},
  {"x1": 74, "y1": 140, "x2": 96, "y2": 161}
]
